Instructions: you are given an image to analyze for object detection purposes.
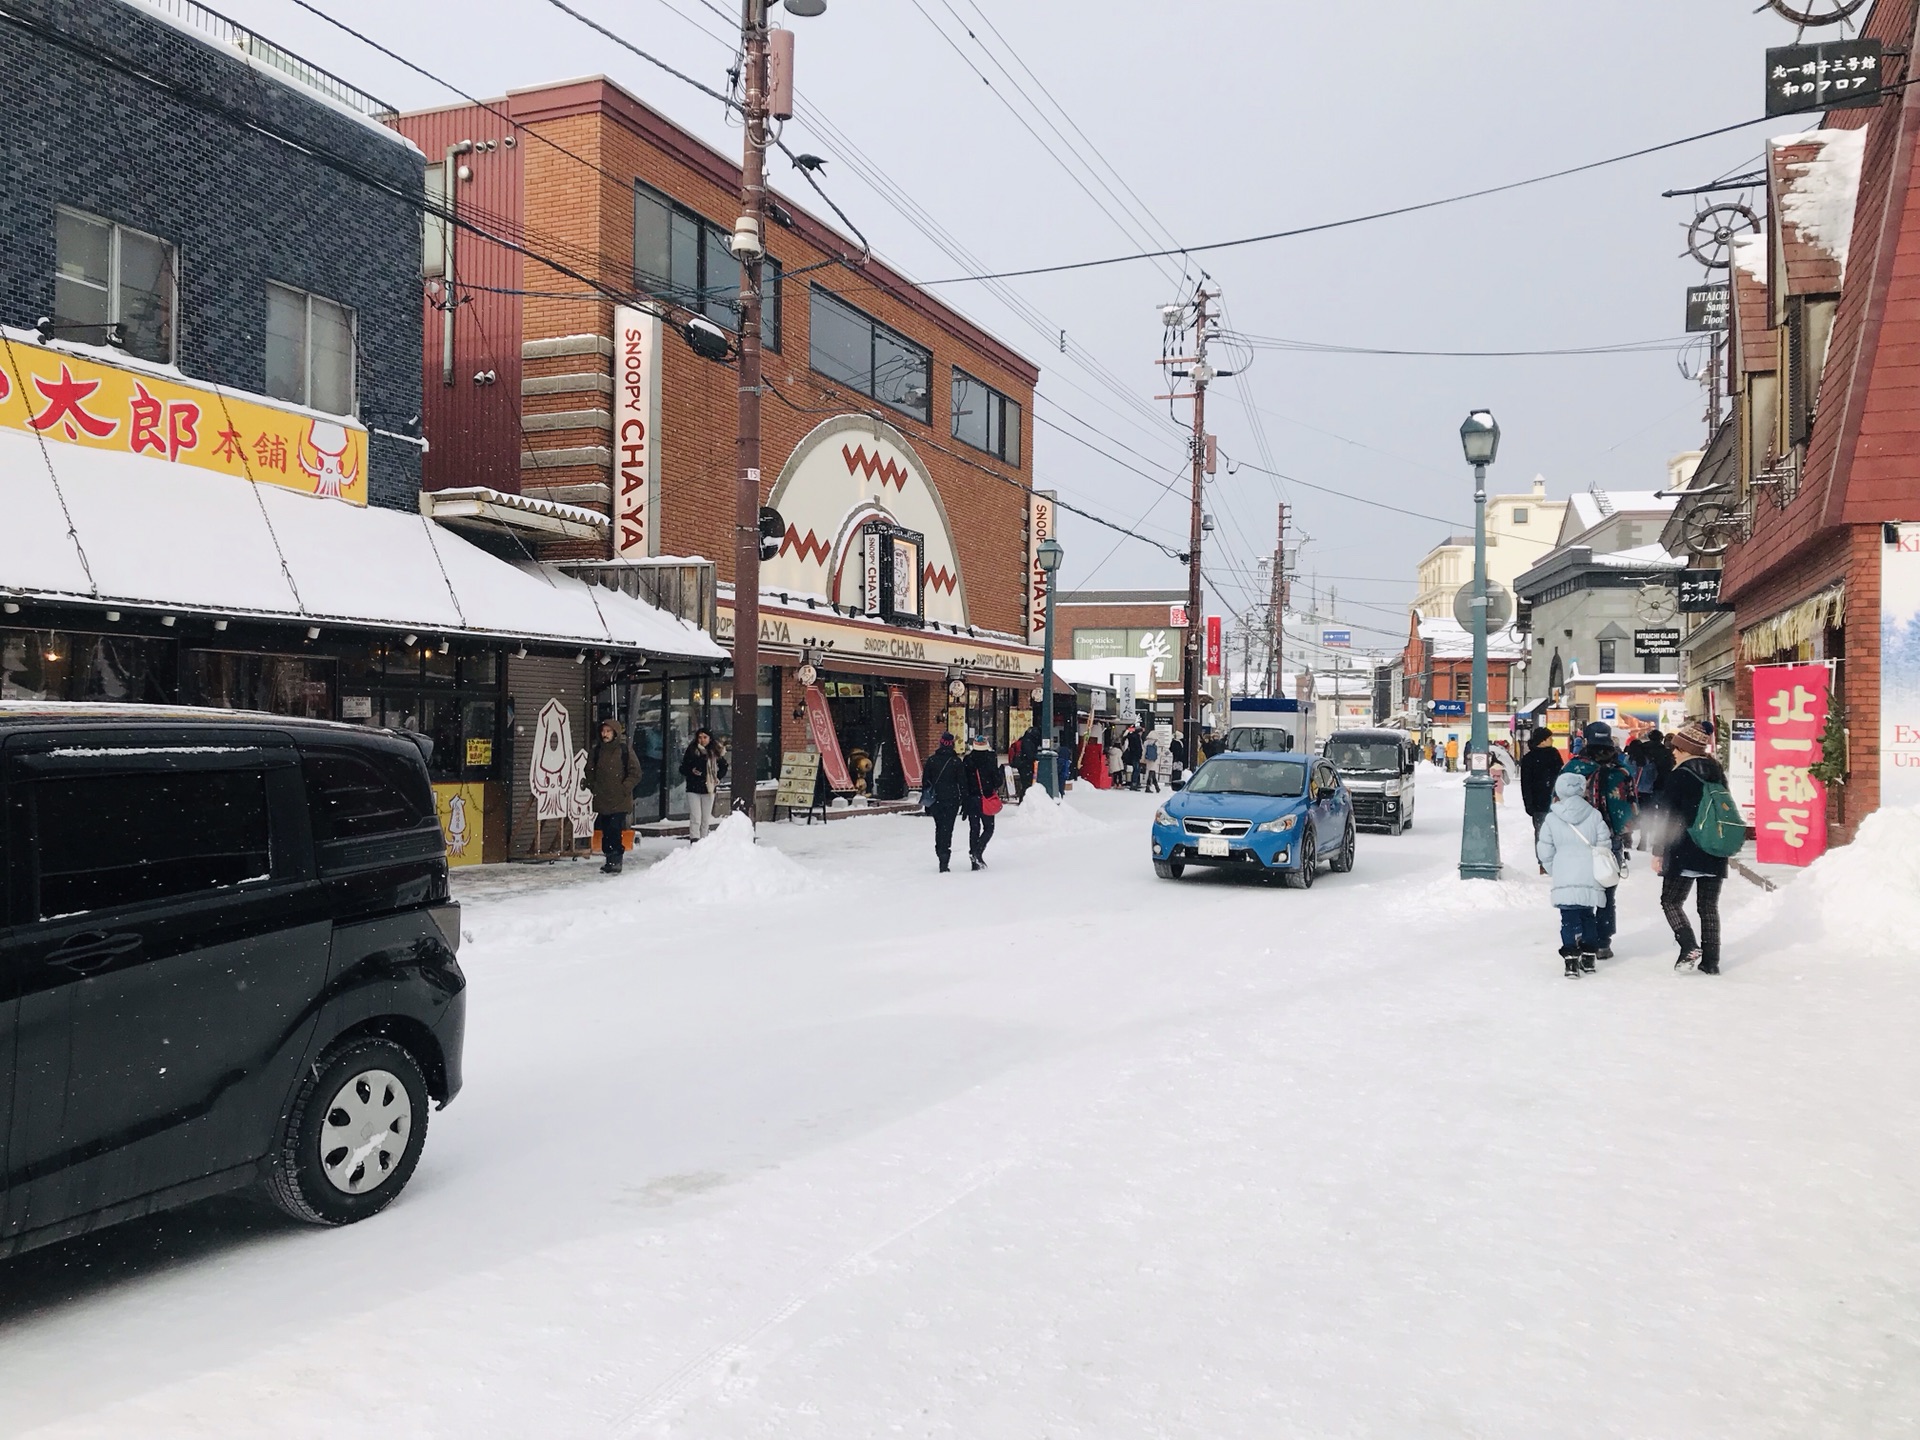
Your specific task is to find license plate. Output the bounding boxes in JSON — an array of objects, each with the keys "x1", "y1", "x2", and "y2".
[{"x1": 1197, "y1": 835, "x2": 1231, "y2": 857}]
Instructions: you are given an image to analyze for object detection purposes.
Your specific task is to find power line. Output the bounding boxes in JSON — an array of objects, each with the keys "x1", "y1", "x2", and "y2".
[
  {"x1": 915, "y1": 110, "x2": 1791, "y2": 286},
  {"x1": 1229, "y1": 332, "x2": 1694, "y2": 358}
]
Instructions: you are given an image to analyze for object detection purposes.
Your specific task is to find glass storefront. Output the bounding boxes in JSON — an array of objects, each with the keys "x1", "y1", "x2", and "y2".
[
  {"x1": 965, "y1": 685, "x2": 1016, "y2": 753},
  {"x1": 611, "y1": 668, "x2": 776, "y2": 822},
  {"x1": 821, "y1": 673, "x2": 909, "y2": 799},
  {"x1": 185, "y1": 650, "x2": 333, "y2": 718},
  {"x1": 1, "y1": 630, "x2": 174, "y2": 703},
  {"x1": 331, "y1": 641, "x2": 503, "y2": 787}
]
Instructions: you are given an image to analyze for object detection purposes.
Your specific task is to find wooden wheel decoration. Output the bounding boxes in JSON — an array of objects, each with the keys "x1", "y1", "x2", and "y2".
[
  {"x1": 1763, "y1": 0, "x2": 1869, "y2": 24},
  {"x1": 1685, "y1": 203, "x2": 1761, "y2": 271}
]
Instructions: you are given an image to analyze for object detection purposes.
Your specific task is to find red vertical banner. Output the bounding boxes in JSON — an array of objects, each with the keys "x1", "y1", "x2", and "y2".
[
  {"x1": 804, "y1": 684, "x2": 854, "y2": 792},
  {"x1": 888, "y1": 686, "x2": 923, "y2": 790},
  {"x1": 1206, "y1": 614, "x2": 1223, "y2": 677},
  {"x1": 1751, "y1": 663, "x2": 1830, "y2": 866}
]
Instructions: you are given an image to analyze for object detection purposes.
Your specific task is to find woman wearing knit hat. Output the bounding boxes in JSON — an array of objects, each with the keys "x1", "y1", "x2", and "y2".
[{"x1": 1652, "y1": 720, "x2": 1730, "y2": 974}]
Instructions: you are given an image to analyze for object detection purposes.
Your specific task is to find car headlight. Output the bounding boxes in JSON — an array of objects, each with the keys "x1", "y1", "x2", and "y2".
[
  {"x1": 1154, "y1": 807, "x2": 1172, "y2": 827},
  {"x1": 1382, "y1": 780, "x2": 1402, "y2": 796},
  {"x1": 1256, "y1": 814, "x2": 1298, "y2": 833}
]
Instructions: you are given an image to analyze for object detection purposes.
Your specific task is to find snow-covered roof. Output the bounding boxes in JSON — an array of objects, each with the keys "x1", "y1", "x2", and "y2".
[
  {"x1": 0, "y1": 429, "x2": 723, "y2": 659},
  {"x1": 1591, "y1": 543, "x2": 1683, "y2": 570},
  {"x1": 1772, "y1": 126, "x2": 1867, "y2": 284},
  {"x1": 1416, "y1": 617, "x2": 1529, "y2": 661}
]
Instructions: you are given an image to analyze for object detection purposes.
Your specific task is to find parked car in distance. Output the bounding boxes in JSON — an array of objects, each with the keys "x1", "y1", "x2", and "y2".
[
  {"x1": 1221, "y1": 723, "x2": 1294, "y2": 754},
  {"x1": 1325, "y1": 727, "x2": 1419, "y2": 835},
  {"x1": 1150, "y1": 751, "x2": 1355, "y2": 888},
  {"x1": 0, "y1": 703, "x2": 465, "y2": 1260}
]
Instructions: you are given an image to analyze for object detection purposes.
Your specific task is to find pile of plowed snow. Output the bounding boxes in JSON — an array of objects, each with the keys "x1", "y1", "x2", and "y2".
[
  {"x1": 642, "y1": 813, "x2": 821, "y2": 905},
  {"x1": 1790, "y1": 803, "x2": 1920, "y2": 957}
]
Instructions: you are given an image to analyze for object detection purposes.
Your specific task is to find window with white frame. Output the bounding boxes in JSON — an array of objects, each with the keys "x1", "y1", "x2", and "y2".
[
  {"x1": 54, "y1": 207, "x2": 178, "y2": 364},
  {"x1": 951, "y1": 369, "x2": 1020, "y2": 464},
  {"x1": 265, "y1": 282, "x2": 356, "y2": 415}
]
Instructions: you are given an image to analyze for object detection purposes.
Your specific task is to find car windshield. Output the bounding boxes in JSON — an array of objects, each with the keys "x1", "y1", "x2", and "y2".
[
  {"x1": 1224, "y1": 725, "x2": 1292, "y2": 753},
  {"x1": 1186, "y1": 757, "x2": 1307, "y2": 798},
  {"x1": 1329, "y1": 739, "x2": 1401, "y2": 773}
]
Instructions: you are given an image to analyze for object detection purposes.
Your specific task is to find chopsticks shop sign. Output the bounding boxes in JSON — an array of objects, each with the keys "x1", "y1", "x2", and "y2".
[{"x1": 0, "y1": 334, "x2": 367, "y2": 505}]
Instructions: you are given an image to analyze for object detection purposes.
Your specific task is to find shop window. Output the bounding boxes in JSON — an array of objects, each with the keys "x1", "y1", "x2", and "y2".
[
  {"x1": 35, "y1": 769, "x2": 271, "y2": 917},
  {"x1": 634, "y1": 181, "x2": 781, "y2": 349},
  {"x1": 809, "y1": 286, "x2": 931, "y2": 422},
  {"x1": 706, "y1": 669, "x2": 780, "y2": 784},
  {"x1": 1597, "y1": 639, "x2": 1617, "y2": 673},
  {"x1": 2, "y1": 632, "x2": 174, "y2": 703},
  {"x1": 186, "y1": 652, "x2": 334, "y2": 718},
  {"x1": 952, "y1": 369, "x2": 1020, "y2": 464},
  {"x1": 265, "y1": 282, "x2": 356, "y2": 416},
  {"x1": 54, "y1": 207, "x2": 177, "y2": 364}
]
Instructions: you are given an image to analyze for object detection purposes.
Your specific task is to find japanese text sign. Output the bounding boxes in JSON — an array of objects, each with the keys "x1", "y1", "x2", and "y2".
[
  {"x1": 1205, "y1": 614, "x2": 1223, "y2": 676},
  {"x1": 0, "y1": 332, "x2": 367, "y2": 504},
  {"x1": 1765, "y1": 40, "x2": 1882, "y2": 116},
  {"x1": 1751, "y1": 663, "x2": 1829, "y2": 866}
]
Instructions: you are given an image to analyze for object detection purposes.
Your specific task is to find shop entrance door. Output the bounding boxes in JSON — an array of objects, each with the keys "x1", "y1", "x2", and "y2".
[{"x1": 824, "y1": 678, "x2": 907, "y2": 800}]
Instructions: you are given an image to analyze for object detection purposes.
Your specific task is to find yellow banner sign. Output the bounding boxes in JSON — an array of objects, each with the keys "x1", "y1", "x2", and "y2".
[{"x1": 0, "y1": 333, "x2": 368, "y2": 505}]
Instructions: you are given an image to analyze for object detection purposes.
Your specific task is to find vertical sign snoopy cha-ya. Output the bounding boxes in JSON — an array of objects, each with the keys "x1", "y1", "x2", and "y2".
[{"x1": 613, "y1": 305, "x2": 663, "y2": 558}]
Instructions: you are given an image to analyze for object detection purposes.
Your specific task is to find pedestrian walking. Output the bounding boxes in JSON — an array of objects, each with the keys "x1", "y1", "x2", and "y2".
[
  {"x1": 1651, "y1": 720, "x2": 1742, "y2": 974},
  {"x1": 1536, "y1": 770, "x2": 1618, "y2": 977},
  {"x1": 679, "y1": 727, "x2": 728, "y2": 841},
  {"x1": 1012, "y1": 727, "x2": 1037, "y2": 795},
  {"x1": 962, "y1": 734, "x2": 1002, "y2": 870},
  {"x1": 1169, "y1": 732, "x2": 1188, "y2": 786},
  {"x1": 922, "y1": 732, "x2": 964, "y2": 872},
  {"x1": 583, "y1": 716, "x2": 639, "y2": 874},
  {"x1": 1202, "y1": 728, "x2": 1227, "y2": 759},
  {"x1": 1142, "y1": 730, "x2": 1162, "y2": 793},
  {"x1": 1563, "y1": 721, "x2": 1639, "y2": 960},
  {"x1": 1489, "y1": 756, "x2": 1508, "y2": 804},
  {"x1": 1519, "y1": 725, "x2": 1564, "y2": 869},
  {"x1": 1123, "y1": 726, "x2": 1144, "y2": 790},
  {"x1": 1629, "y1": 729, "x2": 1674, "y2": 850},
  {"x1": 1445, "y1": 735, "x2": 1460, "y2": 772}
]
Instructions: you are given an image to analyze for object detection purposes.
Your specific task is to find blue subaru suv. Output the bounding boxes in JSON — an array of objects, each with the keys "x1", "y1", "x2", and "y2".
[{"x1": 1150, "y1": 751, "x2": 1356, "y2": 887}]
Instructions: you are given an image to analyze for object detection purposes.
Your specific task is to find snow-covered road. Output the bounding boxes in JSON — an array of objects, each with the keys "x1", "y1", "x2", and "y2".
[{"x1": 4, "y1": 777, "x2": 1919, "y2": 1438}]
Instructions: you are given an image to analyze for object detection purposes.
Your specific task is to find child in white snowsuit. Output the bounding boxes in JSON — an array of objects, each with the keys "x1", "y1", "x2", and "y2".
[{"x1": 1535, "y1": 769, "x2": 1614, "y2": 977}]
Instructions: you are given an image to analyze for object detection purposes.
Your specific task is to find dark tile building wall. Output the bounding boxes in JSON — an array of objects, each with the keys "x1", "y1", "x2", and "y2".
[{"x1": 0, "y1": 0, "x2": 425, "y2": 509}]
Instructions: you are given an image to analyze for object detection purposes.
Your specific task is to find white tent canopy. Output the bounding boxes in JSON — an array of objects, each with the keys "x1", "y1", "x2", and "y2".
[{"x1": 0, "y1": 429, "x2": 724, "y2": 661}]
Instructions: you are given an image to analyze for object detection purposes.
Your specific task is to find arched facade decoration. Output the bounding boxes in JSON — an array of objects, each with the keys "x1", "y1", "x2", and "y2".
[{"x1": 760, "y1": 415, "x2": 968, "y2": 626}]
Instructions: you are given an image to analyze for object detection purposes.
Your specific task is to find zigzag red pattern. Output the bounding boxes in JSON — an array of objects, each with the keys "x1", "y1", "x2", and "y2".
[
  {"x1": 922, "y1": 563, "x2": 959, "y2": 595},
  {"x1": 842, "y1": 443, "x2": 910, "y2": 491},
  {"x1": 780, "y1": 526, "x2": 831, "y2": 565}
]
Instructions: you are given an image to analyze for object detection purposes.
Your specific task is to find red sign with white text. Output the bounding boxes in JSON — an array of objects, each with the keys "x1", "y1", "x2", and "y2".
[
  {"x1": 1205, "y1": 615, "x2": 1223, "y2": 676},
  {"x1": 804, "y1": 683, "x2": 855, "y2": 792},
  {"x1": 1751, "y1": 663, "x2": 1829, "y2": 866},
  {"x1": 888, "y1": 685, "x2": 923, "y2": 790}
]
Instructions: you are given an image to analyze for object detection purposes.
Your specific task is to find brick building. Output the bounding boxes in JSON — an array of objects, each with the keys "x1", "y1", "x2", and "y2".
[
  {"x1": 0, "y1": 0, "x2": 721, "y2": 864},
  {"x1": 1401, "y1": 615, "x2": 1526, "y2": 746},
  {"x1": 392, "y1": 77, "x2": 1045, "y2": 818},
  {"x1": 1707, "y1": 0, "x2": 1920, "y2": 847}
]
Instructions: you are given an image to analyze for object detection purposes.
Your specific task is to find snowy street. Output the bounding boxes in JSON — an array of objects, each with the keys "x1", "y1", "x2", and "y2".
[{"x1": 4, "y1": 778, "x2": 1920, "y2": 1438}]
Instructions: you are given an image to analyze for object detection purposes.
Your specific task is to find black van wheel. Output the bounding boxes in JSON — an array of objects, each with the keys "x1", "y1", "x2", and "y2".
[{"x1": 267, "y1": 1037, "x2": 429, "y2": 1226}]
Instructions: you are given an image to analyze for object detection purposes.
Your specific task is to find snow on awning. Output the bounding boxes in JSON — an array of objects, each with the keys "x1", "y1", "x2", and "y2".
[
  {"x1": 0, "y1": 429, "x2": 725, "y2": 661},
  {"x1": 421, "y1": 485, "x2": 609, "y2": 543}
]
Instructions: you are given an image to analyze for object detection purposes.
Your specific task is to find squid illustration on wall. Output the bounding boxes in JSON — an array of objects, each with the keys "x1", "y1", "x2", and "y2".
[
  {"x1": 299, "y1": 419, "x2": 361, "y2": 499},
  {"x1": 443, "y1": 791, "x2": 470, "y2": 858}
]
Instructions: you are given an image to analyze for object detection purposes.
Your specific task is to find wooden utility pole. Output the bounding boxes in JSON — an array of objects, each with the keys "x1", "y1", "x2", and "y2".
[{"x1": 728, "y1": 0, "x2": 771, "y2": 817}]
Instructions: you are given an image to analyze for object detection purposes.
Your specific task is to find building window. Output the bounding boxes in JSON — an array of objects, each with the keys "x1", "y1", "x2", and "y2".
[
  {"x1": 1453, "y1": 673, "x2": 1472, "y2": 700},
  {"x1": 1643, "y1": 654, "x2": 1662, "y2": 674},
  {"x1": 1511, "y1": 507, "x2": 1528, "y2": 525},
  {"x1": 265, "y1": 283, "x2": 357, "y2": 415},
  {"x1": 809, "y1": 285, "x2": 932, "y2": 423},
  {"x1": 633, "y1": 181, "x2": 781, "y2": 350},
  {"x1": 54, "y1": 207, "x2": 177, "y2": 363},
  {"x1": 952, "y1": 369, "x2": 1020, "y2": 463},
  {"x1": 1597, "y1": 639, "x2": 1617, "y2": 672}
]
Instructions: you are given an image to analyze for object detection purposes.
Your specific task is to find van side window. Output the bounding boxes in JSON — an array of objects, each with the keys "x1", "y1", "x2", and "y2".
[
  {"x1": 35, "y1": 770, "x2": 272, "y2": 918},
  {"x1": 302, "y1": 748, "x2": 431, "y2": 841}
]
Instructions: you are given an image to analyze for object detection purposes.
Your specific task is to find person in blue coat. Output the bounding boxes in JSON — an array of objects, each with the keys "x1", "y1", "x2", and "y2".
[{"x1": 1536, "y1": 769, "x2": 1615, "y2": 978}]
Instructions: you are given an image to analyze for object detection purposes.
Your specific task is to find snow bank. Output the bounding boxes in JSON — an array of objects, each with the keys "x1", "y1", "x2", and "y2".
[
  {"x1": 1789, "y1": 804, "x2": 1920, "y2": 958},
  {"x1": 642, "y1": 813, "x2": 823, "y2": 905}
]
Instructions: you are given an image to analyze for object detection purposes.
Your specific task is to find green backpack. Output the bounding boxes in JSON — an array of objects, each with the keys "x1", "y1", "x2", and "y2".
[{"x1": 1687, "y1": 779, "x2": 1748, "y2": 858}]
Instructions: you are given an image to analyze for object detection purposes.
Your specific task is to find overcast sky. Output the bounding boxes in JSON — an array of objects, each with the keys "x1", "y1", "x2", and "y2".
[{"x1": 214, "y1": 0, "x2": 1794, "y2": 655}]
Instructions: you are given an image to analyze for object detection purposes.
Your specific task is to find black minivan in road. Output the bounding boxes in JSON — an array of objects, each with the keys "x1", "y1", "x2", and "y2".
[{"x1": 0, "y1": 704, "x2": 466, "y2": 1259}]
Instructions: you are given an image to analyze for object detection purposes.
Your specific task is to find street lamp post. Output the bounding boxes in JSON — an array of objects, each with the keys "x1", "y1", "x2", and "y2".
[
  {"x1": 1458, "y1": 409, "x2": 1502, "y2": 881},
  {"x1": 1036, "y1": 536, "x2": 1064, "y2": 797}
]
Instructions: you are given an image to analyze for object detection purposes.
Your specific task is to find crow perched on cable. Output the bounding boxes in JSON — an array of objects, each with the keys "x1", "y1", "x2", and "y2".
[{"x1": 790, "y1": 152, "x2": 828, "y2": 172}]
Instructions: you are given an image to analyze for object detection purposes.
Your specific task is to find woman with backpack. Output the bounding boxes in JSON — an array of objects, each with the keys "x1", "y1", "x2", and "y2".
[{"x1": 1652, "y1": 720, "x2": 1738, "y2": 975}]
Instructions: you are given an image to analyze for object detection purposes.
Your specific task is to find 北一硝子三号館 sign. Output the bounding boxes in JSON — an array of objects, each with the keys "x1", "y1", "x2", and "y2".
[{"x1": 0, "y1": 331, "x2": 368, "y2": 504}]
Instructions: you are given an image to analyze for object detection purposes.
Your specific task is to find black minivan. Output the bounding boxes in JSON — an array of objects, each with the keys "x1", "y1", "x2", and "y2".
[{"x1": 0, "y1": 703, "x2": 466, "y2": 1259}]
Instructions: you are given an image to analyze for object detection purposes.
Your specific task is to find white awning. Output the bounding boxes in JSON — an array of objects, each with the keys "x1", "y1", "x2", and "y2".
[{"x1": 0, "y1": 429, "x2": 725, "y2": 662}]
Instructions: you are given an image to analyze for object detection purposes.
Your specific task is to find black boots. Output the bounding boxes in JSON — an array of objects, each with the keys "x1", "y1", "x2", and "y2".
[
  {"x1": 1580, "y1": 951, "x2": 1597, "y2": 974},
  {"x1": 1562, "y1": 946, "x2": 1581, "y2": 978}
]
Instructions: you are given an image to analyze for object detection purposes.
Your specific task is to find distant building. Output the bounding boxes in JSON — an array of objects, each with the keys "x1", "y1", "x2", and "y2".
[{"x1": 1411, "y1": 476, "x2": 1568, "y2": 619}]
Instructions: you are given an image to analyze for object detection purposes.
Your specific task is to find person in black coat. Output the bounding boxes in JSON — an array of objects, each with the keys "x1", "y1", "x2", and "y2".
[
  {"x1": 961, "y1": 735, "x2": 1002, "y2": 869},
  {"x1": 1518, "y1": 726, "x2": 1565, "y2": 844},
  {"x1": 921, "y1": 732, "x2": 964, "y2": 872},
  {"x1": 1651, "y1": 720, "x2": 1729, "y2": 974}
]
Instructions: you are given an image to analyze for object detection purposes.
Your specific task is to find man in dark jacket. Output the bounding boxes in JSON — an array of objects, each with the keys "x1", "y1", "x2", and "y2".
[
  {"x1": 1652, "y1": 720, "x2": 1729, "y2": 974},
  {"x1": 921, "y1": 732, "x2": 964, "y2": 872},
  {"x1": 1518, "y1": 726, "x2": 1564, "y2": 858},
  {"x1": 1563, "y1": 721, "x2": 1638, "y2": 958},
  {"x1": 1169, "y1": 732, "x2": 1188, "y2": 781},
  {"x1": 583, "y1": 717, "x2": 640, "y2": 873},
  {"x1": 679, "y1": 728, "x2": 728, "y2": 842},
  {"x1": 961, "y1": 734, "x2": 1002, "y2": 869},
  {"x1": 1122, "y1": 726, "x2": 1144, "y2": 790}
]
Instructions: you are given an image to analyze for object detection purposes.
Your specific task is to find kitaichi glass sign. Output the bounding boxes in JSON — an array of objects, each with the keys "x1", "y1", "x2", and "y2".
[{"x1": 0, "y1": 331, "x2": 369, "y2": 504}]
